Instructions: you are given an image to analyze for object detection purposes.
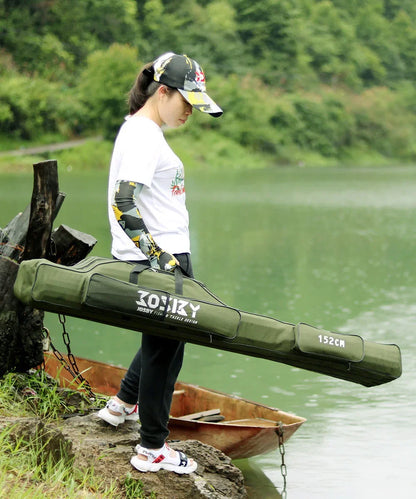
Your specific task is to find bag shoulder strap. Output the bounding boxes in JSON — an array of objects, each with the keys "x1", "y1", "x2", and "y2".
[{"x1": 174, "y1": 266, "x2": 184, "y2": 295}]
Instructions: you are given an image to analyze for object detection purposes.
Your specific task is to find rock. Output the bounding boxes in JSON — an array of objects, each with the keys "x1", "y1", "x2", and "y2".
[{"x1": 0, "y1": 414, "x2": 247, "y2": 498}]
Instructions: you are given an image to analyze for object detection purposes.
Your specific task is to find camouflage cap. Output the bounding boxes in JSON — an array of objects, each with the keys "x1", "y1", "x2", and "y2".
[{"x1": 152, "y1": 52, "x2": 223, "y2": 117}]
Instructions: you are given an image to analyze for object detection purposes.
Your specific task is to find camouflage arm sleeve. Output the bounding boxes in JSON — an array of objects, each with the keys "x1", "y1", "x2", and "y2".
[{"x1": 112, "y1": 180, "x2": 177, "y2": 270}]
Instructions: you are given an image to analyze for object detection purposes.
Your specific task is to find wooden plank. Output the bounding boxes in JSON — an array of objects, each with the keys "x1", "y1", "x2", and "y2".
[
  {"x1": 222, "y1": 418, "x2": 279, "y2": 427},
  {"x1": 199, "y1": 414, "x2": 225, "y2": 422},
  {"x1": 177, "y1": 408, "x2": 221, "y2": 421},
  {"x1": 172, "y1": 389, "x2": 185, "y2": 396}
]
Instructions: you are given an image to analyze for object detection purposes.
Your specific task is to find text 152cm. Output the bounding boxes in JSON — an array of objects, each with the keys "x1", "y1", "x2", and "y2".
[{"x1": 318, "y1": 334, "x2": 345, "y2": 348}]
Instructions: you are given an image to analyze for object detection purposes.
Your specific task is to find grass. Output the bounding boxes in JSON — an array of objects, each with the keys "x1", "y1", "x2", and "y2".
[
  {"x1": 0, "y1": 424, "x2": 119, "y2": 498},
  {"x1": 167, "y1": 128, "x2": 276, "y2": 170},
  {"x1": 0, "y1": 369, "x2": 95, "y2": 420},
  {"x1": 0, "y1": 370, "x2": 150, "y2": 498},
  {"x1": 51, "y1": 139, "x2": 113, "y2": 172}
]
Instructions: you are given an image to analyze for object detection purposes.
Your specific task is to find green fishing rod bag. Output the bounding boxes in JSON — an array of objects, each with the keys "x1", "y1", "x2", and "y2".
[{"x1": 13, "y1": 256, "x2": 402, "y2": 387}]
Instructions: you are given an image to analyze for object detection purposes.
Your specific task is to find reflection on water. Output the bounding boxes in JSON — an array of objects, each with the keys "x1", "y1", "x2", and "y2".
[
  {"x1": 2, "y1": 166, "x2": 416, "y2": 498},
  {"x1": 235, "y1": 459, "x2": 283, "y2": 498}
]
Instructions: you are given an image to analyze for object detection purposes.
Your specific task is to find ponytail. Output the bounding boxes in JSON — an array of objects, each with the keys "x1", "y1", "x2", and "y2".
[{"x1": 128, "y1": 62, "x2": 160, "y2": 114}]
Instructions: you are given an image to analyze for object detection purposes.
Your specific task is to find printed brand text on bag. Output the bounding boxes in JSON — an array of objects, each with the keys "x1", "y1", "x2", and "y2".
[{"x1": 136, "y1": 290, "x2": 200, "y2": 324}]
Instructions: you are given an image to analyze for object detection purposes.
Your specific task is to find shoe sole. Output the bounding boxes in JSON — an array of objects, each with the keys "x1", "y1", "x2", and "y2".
[
  {"x1": 96, "y1": 411, "x2": 121, "y2": 427},
  {"x1": 96, "y1": 409, "x2": 139, "y2": 427},
  {"x1": 130, "y1": 455, "x2": 197, "y2": 474}
]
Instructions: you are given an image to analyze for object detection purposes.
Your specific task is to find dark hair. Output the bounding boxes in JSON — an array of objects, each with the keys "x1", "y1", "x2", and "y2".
[{"x1": 128, "y1": 62, "x2": 174, "y2": 114}]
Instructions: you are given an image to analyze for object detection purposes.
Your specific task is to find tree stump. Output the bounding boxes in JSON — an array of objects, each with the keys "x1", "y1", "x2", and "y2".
[
  {"x1": 0, "y1": 160, "x2": 96, "y2": 376},
  {"x1": 50, "y1": 224, "x2": 97, "y2": 266}
]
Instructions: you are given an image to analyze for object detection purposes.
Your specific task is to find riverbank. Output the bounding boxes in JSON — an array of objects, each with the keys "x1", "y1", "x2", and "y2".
[
  {"x1": 0, "y1": 136, "x2": 103, "y2": 158},
  {"x1": 0, "y1": 414, "x2": 247, "y2": 498},
  {"x1": 0, "y1": 372, "x2": 247, "y2": 498},
  {"x1": 0, "y1": 132, "x2": 401, "y2": 175}
]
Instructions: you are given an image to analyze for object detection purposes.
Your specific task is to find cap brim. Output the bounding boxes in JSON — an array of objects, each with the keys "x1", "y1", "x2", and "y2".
[{"x1": 178, "y1": 89, "x2": 223, "y2": 117}]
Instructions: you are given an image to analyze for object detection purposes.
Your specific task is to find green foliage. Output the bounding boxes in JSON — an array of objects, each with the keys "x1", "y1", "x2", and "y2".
[
  {"x1": 167, "y1": 126, "x2": 274, "y2": 170},
  {"x1": 78, "y1": 44, "x2": 139, "y2": 139},
  {"x1": 203, "y1": 74, "x2": 278, "y2": 152},
  {"x1": 1, "y1": 0, "x2": 416, "y2": 164},
  {"x1": 123, "y1": 474, "x2": 156, "y2": 499},
  {"x1": 52, "y1": 139, "x2": 114, "y2": 171},
  {"x1": 0, "y1": 370, "x2": 92, "y2": 419},
  {"x1": 348, "y1": 86, "x2": 416, "y2": 159},
  {"x1": 0, "y1": 0, "x2": 139, "y2": 80},
  {"x1": 287, "y1": 94, "x2": 354, "y2": 156},
  {"x1": 0, "y1": 72, "x2": 86, "y2": 140},
  {"x1": 136, "y1": 0, "x2": 245, "y2": 75}
]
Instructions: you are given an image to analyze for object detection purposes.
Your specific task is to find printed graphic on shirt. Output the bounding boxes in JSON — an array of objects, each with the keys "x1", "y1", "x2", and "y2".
[{"x1": 171, "y1": 169, "x2": 185, "y2": 196}]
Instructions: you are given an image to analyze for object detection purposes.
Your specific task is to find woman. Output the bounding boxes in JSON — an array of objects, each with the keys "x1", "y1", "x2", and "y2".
[{"x1": 97, "y1": 52, "x2": 223, "y2": 474}]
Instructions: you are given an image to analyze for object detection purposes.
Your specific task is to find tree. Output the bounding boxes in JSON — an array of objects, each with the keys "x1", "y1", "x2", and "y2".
[
  {"x1": 231, "y1": 0, "x2": 302, "y2": 85},
  {"x1": 78, "y1": 44, "x2": 140, "y2": 139},
  {"x1": 0, "y1": 0, "x2": 139, "y2": 79}
]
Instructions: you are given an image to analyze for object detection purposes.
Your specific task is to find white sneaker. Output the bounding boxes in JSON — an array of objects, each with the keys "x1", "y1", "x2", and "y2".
[
  {"x1": 131, "y1": 443, "x2": 197, "y2": 474},
  {"x1": 97, "y1": 398, "x2": 139, "y2": 427}
]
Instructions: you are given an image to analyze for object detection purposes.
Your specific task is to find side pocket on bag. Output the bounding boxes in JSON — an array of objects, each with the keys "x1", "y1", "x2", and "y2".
[
  {"x1": 83, "y1": 273, "x2": 240, "y2": 339},
  {"x1": 295, "y1": 323, "x2": 365, "y2": 362}
]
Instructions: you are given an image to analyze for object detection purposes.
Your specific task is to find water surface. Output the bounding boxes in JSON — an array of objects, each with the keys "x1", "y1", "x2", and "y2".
[{"x1": 1, "y1": 165, "x2": 415, "y2": 498}]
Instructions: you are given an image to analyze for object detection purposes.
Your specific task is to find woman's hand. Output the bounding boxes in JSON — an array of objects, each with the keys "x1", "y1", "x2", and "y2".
[{"x1": 158, "y1": 252, "x2": 179, "y2": 271}]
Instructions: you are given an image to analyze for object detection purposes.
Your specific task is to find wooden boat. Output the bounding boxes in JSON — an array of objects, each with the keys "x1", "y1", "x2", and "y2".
[{"x1": 43, "y1": 352, "x2": 306, "y2": 459}]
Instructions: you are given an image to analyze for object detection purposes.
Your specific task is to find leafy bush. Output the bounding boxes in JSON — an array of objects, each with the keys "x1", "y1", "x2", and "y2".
[
  {"x1": 77, "y1": 44, "x2": 139, "y2": 139},
  {"x1": 288, "y1": 94, "x2": 355, "y2": 157},
  {"x1": 205, "y1": 74, "x2": 280, "y2": 154},
  {"x1": 348, "y1": 86, "x2": 416, "y2": 159},
  {"x1": 0, "y1": 74, "x2": 86, "y2": 140}
]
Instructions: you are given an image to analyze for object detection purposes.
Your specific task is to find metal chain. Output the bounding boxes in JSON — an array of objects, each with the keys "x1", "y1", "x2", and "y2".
[
  {"x1": 43, "y1": 326, "x2": 79, "y2": 383},
  {"x1": 45, "y1": 315, "x2": 96, "y2": 400},
  {"x1": 277, "y1": 422, "x2": 288, "y2": 498}
]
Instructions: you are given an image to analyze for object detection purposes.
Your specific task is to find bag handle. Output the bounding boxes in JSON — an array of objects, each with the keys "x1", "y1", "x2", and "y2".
[
  {"x1": 129, "y1": 263, "x2": 149, "y2": 284},
  {"x1": 129, "y1": 263, "x2": 185, "y2": 295}
]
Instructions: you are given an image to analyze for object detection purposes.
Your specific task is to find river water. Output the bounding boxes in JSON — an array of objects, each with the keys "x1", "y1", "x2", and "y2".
[{"x1": 2, "y1": 165, "x2": 415, "y2": 498}]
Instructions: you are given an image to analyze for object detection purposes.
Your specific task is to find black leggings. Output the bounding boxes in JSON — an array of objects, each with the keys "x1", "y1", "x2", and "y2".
[{"x1": 117, "y1": 253, "x2": 193, "y2": 449}]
